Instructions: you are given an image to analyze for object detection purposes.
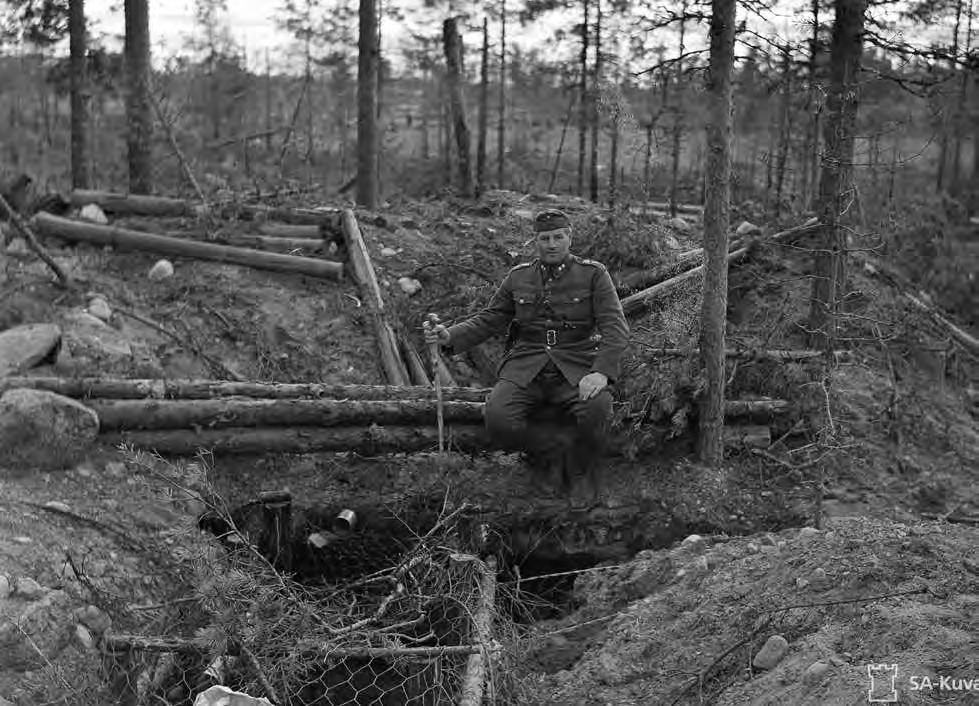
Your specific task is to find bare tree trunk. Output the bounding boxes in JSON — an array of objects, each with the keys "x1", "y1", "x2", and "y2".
[
  {"x1": 265, "y1": 49, "x2": 272, "y2": 151},
  {"x1": 497, "y1": 0, "x2": 506, "y2": 188},
  {"x1": 808, "y1": 0, "x2": 866, "y2": 349},
  {"x1": 643, "y1": 121, "x2": 653, "y2": 198},
  {"x1": 477, "y1": 16, "x2": 489, "y2": 197},
  {"x1": 421, "y1": 66, "x2": 430, "y2": 161},
  {"x1": 69, "y1": 0, "x2": 90, "y2": 189},
  {"x1": 669, "y1": 0, "x2": 688, "y2": 217},
  {"x1": 608, "y1": 107, "x2": 619, "y2": 207},
  {"x1": 698, "y1": 0, "x2": 736, "y2": 465},
  {"x1": 549, "y1": 92, "x2": 577, "y2": 192},
  {"x1": 588, "y1": 0, "x2": 602, "y2": 203},
  {"x1": 951, "y1": 0, "x2": 973, "y2": 194},
  {"x1": 124, "y1": 0, "x2": 153, "y2": 194},
  {"x1": 937, "y1": 0, "x2": 964, "y2": 193},
  {"x1": 356, "y1": 0, "x2": 378, "y2": 208},
  {"x1": 802, "y1": 0, "x2": 821, "y2": 209},
  {"x1": 577, "y1": 0, "x2": 589, "y2": 197},
  {"x1": 443, "y1": 17, "x2": 473, "y2": 197},
  {"x1": 774, "y1": 42, "x2": 793, "y2": 218}
]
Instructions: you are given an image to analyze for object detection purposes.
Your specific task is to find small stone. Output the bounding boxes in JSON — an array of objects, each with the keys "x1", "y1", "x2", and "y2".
[
  {"x1": 12, "y1": 536, "x2": 32, "y2": 545},
  {"x1": 78, "y1": 204, "x2": 108, "y2": 225},
  {"x1": 795, "y1": 577, "x2": 810, "y2": 589},
  {"x1": 746, "y1": 542, "x2": 760, "y2": 554},
  {"x1": 0, "y1": 575, "x2": 10, "y2": 599},
  {"x1": 14, "y1": 577, "x2": 45, "y2": 599},
  {"x1": 43, "y1": 501, "x2": 70, "y2": 513},
  {"x1": 752, "y1": 635, "x2": 789, "y2": 671},
  {"x1": 681, "y1": 533, "x2": 705, "y2": 550},
  {"x1": 798, "y1": 527, "x2": 821, "y2": 543},
  {"x1": 379, "y1": 247, "x2": 398, "y2": 257},
  {"x1": 811, "y1": 567, "x2": 828, "y2": 585},
  {"x1": 87, "y1": 296, "x2": 112, "y2": 322},
  {"x1": 74, "y1": 623, "x2": 95, "y2": 650},
  {"x1": 148, "y1": 259, "x2": 174, "y2": 281},
  {"x1": 75, "y1": 463, "x2": 94, "y2": 477},
  {"x1": 397, "y1": 277, "x2": 422, "y2": 296},
  {"x1": 74, "y1": 604, "x2": 111, "y2": 634},
  {"x1": 802, "y1": 661, "x2": 831, "y2": 685},
  {"x1": 736, "y1": 220, "x2": 762, "y2": 237}
]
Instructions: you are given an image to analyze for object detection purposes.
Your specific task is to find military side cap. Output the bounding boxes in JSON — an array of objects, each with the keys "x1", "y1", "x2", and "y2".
[{"x1": 534, "y1": 209, "x2": 571, "y2": 232}]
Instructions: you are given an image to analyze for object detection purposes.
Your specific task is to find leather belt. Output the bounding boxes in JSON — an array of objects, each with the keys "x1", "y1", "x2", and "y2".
[{"x1": 517, "y1": 326, "x2": 594, "y2": 346}]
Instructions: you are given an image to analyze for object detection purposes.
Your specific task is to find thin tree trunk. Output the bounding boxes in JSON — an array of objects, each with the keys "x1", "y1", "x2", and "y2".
[
  {"x1": 643, "y1": 121, "x2": 653, "y2": 199},
  {"x1": 669, "y1": 0, "x2": 688, "y2": 217},
  {"x1": 421, "y1": 66, "x2": 430, "y2": 161},
  {"x1": 69, "y1": 0, "x2": 90, "y2": 190},
  {"x1": 937, "y1": 0, "x2": 964, "y2": 193},
  {"x1": 774, "y1": 42, "x2": 793, "y2": 218},
  {"x1": 588, "y1": 0, "x2": 602, "y2": 203},
  {"x1": 477, "y1": 16, "x2": 490, "y2": 197},
  {"x1": 497, "y1": 0, "x2": 506, "y2": 188},
  {"x1": 698, "y1": 0, "x2": 736, "y2": 465},
  {"x1": 951, "y1": 0, "x2": 973, "y2": 194},
  {"x1": 124, "y1": 0, "x2": 153, "y2": 194},
  {"x1": 443, "y1": 17, "x2": 473, "y2": 197},
  {"x1": 549, "y1": 92, "x2": 577, "y2": 192},
  {"x1": 802, "y1": 0, "x2": 821, "y2": 209},
  {"x1": 265, "y1": 49, "x2": 273, "y2": 150},
  {"x1": 609, "y1": 109, "x2": 619, "y2": 207},
  {"x1": 356, "y1": 0, "x2": 379, "y2": 208},
  {"x1": 808, "y1": 0, "x2": 867, "y2": 349},
  {"x1": 577, "y1": 0, "x2": 589, "y2": 196}
]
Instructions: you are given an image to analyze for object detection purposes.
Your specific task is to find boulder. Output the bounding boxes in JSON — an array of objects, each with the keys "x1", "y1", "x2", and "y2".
[
  {"x1": 0, "y1": 323, "x2": 61, "y2": 376},
  {"x1": 57, "y1": 309, "x2": 133, "y2": 374},
  {"x1": 735, "y1": 221, "x2": 762, "y2": 237},
  {"x1": 0, "y1": 388, "x2": 99, "y2": 472},
  {"x1": 0, "y1": 590, "x2": 72, "y2": 671}
]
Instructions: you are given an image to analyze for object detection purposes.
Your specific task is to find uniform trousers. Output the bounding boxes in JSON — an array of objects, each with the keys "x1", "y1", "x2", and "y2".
[{"x1": 483, "y1": 361, "x2": 612, "y2": 461}]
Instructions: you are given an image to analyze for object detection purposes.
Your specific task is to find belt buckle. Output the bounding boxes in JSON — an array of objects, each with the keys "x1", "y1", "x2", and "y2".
[{"x1": 545, "y1": 329, "x2": 557, "y2": 346}]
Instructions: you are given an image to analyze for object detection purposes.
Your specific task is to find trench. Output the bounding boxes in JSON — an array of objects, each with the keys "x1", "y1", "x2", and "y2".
[{"x1": 180, "y1": 482, "x2": 810, "y2": 704}]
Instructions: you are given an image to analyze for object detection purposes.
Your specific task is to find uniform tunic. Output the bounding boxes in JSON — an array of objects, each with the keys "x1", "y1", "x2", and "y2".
[{"x1": 446, "y1": 255, "x2": 630, "y2": 387}]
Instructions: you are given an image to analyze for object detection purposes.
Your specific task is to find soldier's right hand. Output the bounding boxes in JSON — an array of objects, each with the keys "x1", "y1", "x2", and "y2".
[{"x1": 423, "y1": 314, "x2": 450, "y2": 346}]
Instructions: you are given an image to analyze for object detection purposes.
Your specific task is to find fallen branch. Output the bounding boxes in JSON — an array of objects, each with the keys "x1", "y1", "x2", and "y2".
[
  {"x1": 114, "y1": 306, "x2": 245, "y2": 381},
  {"x1": 633, "y1": 346, "x2": 852, "y2": 363},
  {"x1": 70, "y1": 190, "x2": 199, "y2": 217},
  {"x1": 341, "y1": 209, "x2": 410, "y2": 385},
  {"x1": 0, "y1": 193, "x2": 71, "y2": 287},
  {"x1": 34, "y1": 212, "x2": 344, "y2": 281},
  {"x1": 458, "y1": 556, "x2": 498, "y2": 706}
]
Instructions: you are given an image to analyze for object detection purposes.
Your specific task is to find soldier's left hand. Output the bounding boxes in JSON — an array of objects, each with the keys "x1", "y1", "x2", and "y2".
[{"x1": 578, "y1": 372, "x2": 608, "y2": 401}]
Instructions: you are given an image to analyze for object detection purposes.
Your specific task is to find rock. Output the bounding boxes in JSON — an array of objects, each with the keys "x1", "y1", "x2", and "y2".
[
  {"x1": 0, "y1": 388, "x2": 100, "y2": 471},
  {"x1": 148, "y1": 259, "x2": 175, "y2": 281},
  {"x1": 0, "y1": 323, "x2": 62, "y2": 376},
  {"x1": 193, "y1": 685, "x2": 273, "y2": 706},
  {"x1": 43, "y1": 501, "x2": 70, "y2": 513},
  {"x1": 78, "y1": 203, "x2": 108, "y2": 225},
  {"x1": 811, "y1": 567, "x2": 828, "y2": 587},
  {"x1": 379, "y1": 247, "x2": 398, "y2": 257},
  {"x1": 87, "y1": 296, "x2": 112, "y2": 322},
  {"x1": 798, "y1": 527, "x2": 821, "y2": 543},
  {"x1": 57, "y1": 309, "x2": 133, "y2": 374},
  {"x1": 681, "y1": 534, "x2": 706, "y2": 552},
  {"x1": 14, "y1": 577, "x2": 45, "y2": 600},
  {"x1": 752, "y1": 635, "x2": 789, "y2": 670},
  {"x1": 4, "y1": 237, "x2": 29, "y2": 254},
  {"x1": 0, "y1": 575, "x2": 10, "y2": 599},
  {"x1": 736, "y1": 220, "x2": 762, "y2": 237},
  {"x1": 802, "y1": 660, "x2": 831, "y2": 685},
  {"x1": 0, "y1": 590, "x2": 72, "y2": 670},
  {"x1": 668, "y1": 217, "x2": 691, "y2": 233},
  {"x1": 74, "y1": 604, "x2": 111, "y2": 634},
  {"x1": 74, "y1": 624, "x2": 95, "y2": 650},
  {"x1": 397, "y1": 277, "x2": 423, "y2": 296}
]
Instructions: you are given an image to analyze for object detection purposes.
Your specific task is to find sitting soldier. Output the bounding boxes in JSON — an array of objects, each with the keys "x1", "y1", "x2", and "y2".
[{"x1": 424, "y1": 208, "x2": 629, "y2": 499}]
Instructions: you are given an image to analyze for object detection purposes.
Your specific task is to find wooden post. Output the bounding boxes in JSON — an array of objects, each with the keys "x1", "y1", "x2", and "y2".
[{"x1": 340, "y1": 209, "x2": 410, "y2": 385}]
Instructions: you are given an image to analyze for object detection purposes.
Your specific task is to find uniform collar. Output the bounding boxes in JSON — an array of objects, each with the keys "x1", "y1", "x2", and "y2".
[{"x1": 538, "y1": 255, "x2": 574, "y2": 283}]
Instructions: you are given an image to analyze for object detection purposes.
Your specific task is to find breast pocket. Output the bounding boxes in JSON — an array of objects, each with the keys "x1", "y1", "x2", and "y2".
[
  {"x1": 552, "y1": 288, "x2": 593, "y2": 321},
  {"x1": 512, "y1": 289, "x2": 540, "y2": 321}
]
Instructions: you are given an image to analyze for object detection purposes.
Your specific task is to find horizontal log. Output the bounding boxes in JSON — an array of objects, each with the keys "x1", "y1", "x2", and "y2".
[
  {"x1": 257, "y1": 223, "x2": 324, "y2": 238},
  {"x1": 0, "y1": 376, "x2": 491, "y2": 401},
  {"x1": 88, "y1": 398, "x2": 485, "y2": 431},
  {"x1": 104, "y1": 422, "x2": 772, "y2": 456},
  {"x1": 640, "y1": 347, "x2": 852, "y2": 363},
  {"x1": 103, "y1": 424, "x2": 489, "y2": 455},
  {"x1": 220, "y1": 235, "x2": 325, "y2": 253},
  {"x1": 232, "y1": 204, "x2": 342, "y2": 230},
  {"x1": 33, "y1": 213, "x2": 344, "y2": 281},
  {"x1": 70, "y1": 189, "x2": 198, "y2": 217}
]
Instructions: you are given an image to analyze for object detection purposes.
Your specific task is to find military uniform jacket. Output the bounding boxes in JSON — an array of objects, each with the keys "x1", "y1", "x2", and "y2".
[{"x1": 446, "y1": 255, "x2": 630, "y2": 387}]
